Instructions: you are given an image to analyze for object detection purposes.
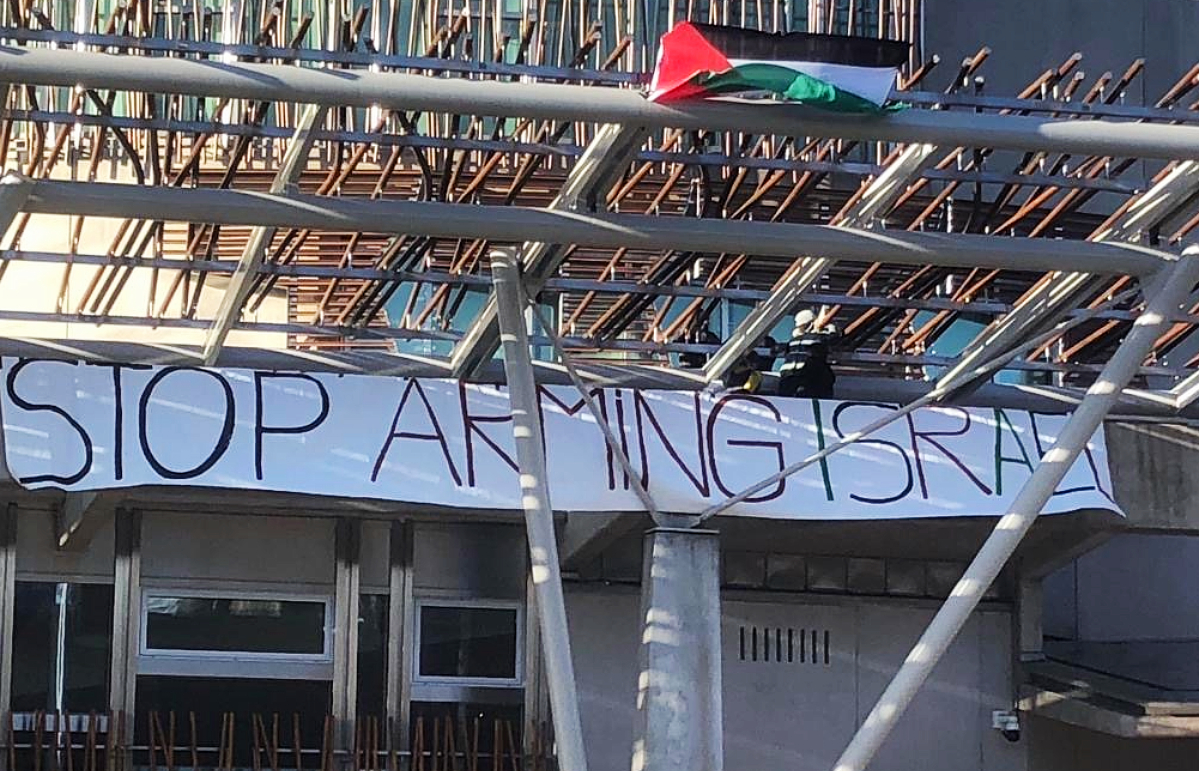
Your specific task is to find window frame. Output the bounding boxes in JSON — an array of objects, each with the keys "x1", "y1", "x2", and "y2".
[
  {"x1": 412, "y1": 598, "x2": 524, "y2": 689},
  {"x1": 139, "y1": 588, "x2": 334, "y2": 666}
]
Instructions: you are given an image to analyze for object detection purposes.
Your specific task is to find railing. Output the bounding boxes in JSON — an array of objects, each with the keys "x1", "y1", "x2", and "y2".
[{"x1": 6, "y1": 711, "x2": 550, "y2": 771}]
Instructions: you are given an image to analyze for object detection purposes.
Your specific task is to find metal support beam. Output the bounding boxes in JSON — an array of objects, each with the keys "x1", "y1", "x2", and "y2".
[
  {"x1": 633, "y1": 528, "x2": 723, "y2": 771},
  {"x1": 452, "y1": 123, "x2": 647, "y2": 378},
  {"x1": 935, "y1": 271, "x2": 1103, "y2": 393},
  {"x1": 832, "y1": 246, "x2": 1199, "y2": 771},
  {"x1": 5, "y1": 47, "x2": 1199, "y2": 159},
  {"x1": 0, "y1": 504, "x2": 15, "y2": 771},
  {"x1": 1171, "y1": 368, "x2": 1199, "y2": 409},
  {"x1": 109, "y1": 508, "x2": 141, "y2": 770},
  {"x1": 703, "y1": 143, "x2": 940, "y2": 381},
  {"x1": 528, "y1": 301, "x2": 665, "y2": 522},
  {"x1": 1093, "y1": 161, "x2": 1199, "y2": 243},
  {"x1": 332, "y1": 518, "x2": 362, "y2": 753},
  {"x1": 940, "y1": 159, "x2": 1199, "y2": 396},
  {"x1": 0, "y1": 173, "x2": 31, "y2": 245},
  {"x1": 561, "y1": 512, "x2": 646, "y2": 570},
  {"x1": 202, "y1": 104, "x2": 326, "y2": 365},
  {"x1": 20, "y1": 178, "x2": 1173, "y2": 276},
  {"x1": 491, "y1": 246, "x2": 588, "y2": 771},
  {"x1": 385, "y1": 520, "x2": 415, "y2": 756}
]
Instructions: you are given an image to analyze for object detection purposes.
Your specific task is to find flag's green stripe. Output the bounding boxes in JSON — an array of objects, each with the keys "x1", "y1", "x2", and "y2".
[{"x1": 699, "y1": 63, "x2": 891, "y2": 113}]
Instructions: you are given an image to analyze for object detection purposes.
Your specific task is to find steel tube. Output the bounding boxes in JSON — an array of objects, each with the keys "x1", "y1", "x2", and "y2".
[
  {"x1": 20, "y1": 178, "x2": 1172, "y2": 275},
  {"x1": 831, "y1": 246, "x2": 1199, "y2": 771},
  {"x1": 202, "y1": 104, "x2": 327, "y2": 365},
  {"x1": 528, "y1": 302, "x2": 664, "y2": 523},
  {"x1": 3, "y1": 46, "x2": 1199, "y2": 159},
  {"x1": 0, "y1": 174, "x2": 31, "y2": 231},
  {"x1": 491, "y1": 247, "x2": 589, "y2": 771}
]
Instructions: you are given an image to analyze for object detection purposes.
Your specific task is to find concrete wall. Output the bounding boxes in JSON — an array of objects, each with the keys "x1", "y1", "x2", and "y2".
[
  {"x1": 1107, "y1": 423, "x2": 1199, "y2": 531},
  {"x1": 1045, "y1": 532, "x2": 1199, "y2": 642},
  {"x1": 1027, "y1": 716, "x2": 1199, "y2": 771},
  {"x1": 923, "y1": 0, "x2": 1199, "y2": 105},
  {"x1": 567, "y1": 584, "x2": 1021, "y2": 771},
  {"x1": 15, "y1": 505, "x2": 114, "y2": 581},
  {"x1": 13, "y1": 500, "x2": 1199, "y2": 770},
  {"x1": 1042, "y1": 422, "x2": 1199, "y2": 642},
  {"x1": 140, "y1": 510, "x2": 338, "y2": 591}
]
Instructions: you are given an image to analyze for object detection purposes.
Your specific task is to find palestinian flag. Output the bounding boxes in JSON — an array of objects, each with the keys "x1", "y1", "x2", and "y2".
[{"x1": 649, "y1": 22, "x2": 909, "y2": 112}]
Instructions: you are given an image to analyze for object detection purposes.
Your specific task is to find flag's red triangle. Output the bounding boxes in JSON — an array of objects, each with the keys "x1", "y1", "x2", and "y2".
[{"x1": 649, "y1": 22, "x2": 734, "y2": 101}]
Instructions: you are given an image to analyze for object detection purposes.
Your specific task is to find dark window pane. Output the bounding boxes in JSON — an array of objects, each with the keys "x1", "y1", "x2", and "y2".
[
  {"x1": 12, "y1": 583, "x2": 55, "y2": 711},
  {"x1": 12, "y1": 582, "x2": 113, "y2": 713},
  {"x1": 136, "y1": 676, "x2": 330, "y2": 767},
  {"x1": 418, "y1": 606, "x2": 518, "y2": 680},
  {"x1": 145, "y1": 597, "x2": 326, "y2": 655},
  {"x1": 64, "y1": 584, "x2": 115, "y2": 711},
  {"x1": 357, "y1": 594, "x2": 388, "y2": 719}
]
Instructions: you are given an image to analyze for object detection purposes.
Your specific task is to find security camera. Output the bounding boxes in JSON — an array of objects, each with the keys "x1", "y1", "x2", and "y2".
[{"x1": 992, "y1": 710, "x2": 1020, "y2": 743}]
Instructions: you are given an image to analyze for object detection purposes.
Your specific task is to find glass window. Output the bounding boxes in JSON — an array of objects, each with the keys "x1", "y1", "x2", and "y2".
[
  {"x1": 143, "y1": 594, "x2": 328, "y2": 657},
  {"x1": 357, "y1": 593, "x2": 389, "y2": 718},
  {"x1": 417, "y1": 604, "x2": 520, "y2": 682},
  {"x1": 12, "y1": 582, "x2": 113, "y2": 713}
]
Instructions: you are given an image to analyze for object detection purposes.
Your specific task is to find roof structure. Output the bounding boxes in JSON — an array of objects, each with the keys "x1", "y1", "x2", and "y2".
[{"x1": 0, "y1": 3, "x2": 1197, "y2": 414}]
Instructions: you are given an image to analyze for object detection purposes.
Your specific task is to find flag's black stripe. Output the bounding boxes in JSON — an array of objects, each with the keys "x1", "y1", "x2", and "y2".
[{"x1": 691, "y1": 23, "x2": 909, "y2": 68}]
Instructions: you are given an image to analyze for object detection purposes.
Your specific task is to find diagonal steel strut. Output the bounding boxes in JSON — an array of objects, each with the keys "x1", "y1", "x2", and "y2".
[
  {"x1": 451, "y1": 122, "x2": 646, "y2": 379},
  {"x1": 831, "y1": 245, "x2": 1199, "y2": 771},
  {"x1": 202, "y1": 104, "x2": 326, "y2": 365},
  {"x1": 702, "y1": 142, "x2": 940, "y2": 382}
]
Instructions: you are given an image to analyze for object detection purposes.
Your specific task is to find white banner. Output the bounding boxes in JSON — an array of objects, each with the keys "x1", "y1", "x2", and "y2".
[{"x1": 0, "y1": 358, "x2": 1119, "y2": 520}]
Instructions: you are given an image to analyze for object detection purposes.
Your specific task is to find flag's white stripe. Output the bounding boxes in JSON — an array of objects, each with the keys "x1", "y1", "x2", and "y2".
[{"x1": 727, "y1": 58, "x2": 898, "y2": 106}]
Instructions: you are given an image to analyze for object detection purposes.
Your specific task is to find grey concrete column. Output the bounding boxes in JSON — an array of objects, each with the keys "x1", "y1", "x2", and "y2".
[
  {"x1": 385, "y1": 520, "x2": 414, "y2": 757},
  {"x1": 632, "y1": 528, "x2": 723, "y2": 771},
  {"x1": 0, "y1": 504, "x2": 16, "y2": 771},
  {"x1": 332, "y1": 518, "x2": 362, "y2": 754},
  {"x1": 109, "y1": 508, "x2": 141, "y2": 769}
]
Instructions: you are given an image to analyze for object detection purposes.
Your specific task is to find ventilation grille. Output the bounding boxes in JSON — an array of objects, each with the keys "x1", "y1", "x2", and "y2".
[{"x1": 736, "y1": 626, "x2": 830, "y2": 665}]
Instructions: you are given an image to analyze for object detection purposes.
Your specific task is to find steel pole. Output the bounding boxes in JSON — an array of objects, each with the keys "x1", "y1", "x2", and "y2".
[
  {"x1": 832, "y1": 246, "x2": 1199, "y2": 771},
  {"x1": 0, "y1": 172, "x2": 31, "y2": 240},
  {"x1": 526, "y1": 302, "x2": 665, "y2": 523},
  {"x1": 3, "y1": 47, "x2": 1199, "y2": 159},
  {"x1": 20, "y1": 178, "x2": 1171, "y2": 276},
  {"x1": 491, "y1": 247, "x2": 589, "y2": 771}
]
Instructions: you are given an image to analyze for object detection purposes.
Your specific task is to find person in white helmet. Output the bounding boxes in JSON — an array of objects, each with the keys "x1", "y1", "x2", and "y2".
[{"x1": 778, "y1": 311, "x2": 836, "y2": 398}]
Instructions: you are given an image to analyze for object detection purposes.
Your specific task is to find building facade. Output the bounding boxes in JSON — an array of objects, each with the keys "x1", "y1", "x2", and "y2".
[{"x1": 0, "y1": 0, "x2": 1196, "y2": 770}]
